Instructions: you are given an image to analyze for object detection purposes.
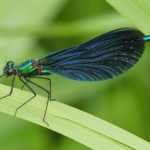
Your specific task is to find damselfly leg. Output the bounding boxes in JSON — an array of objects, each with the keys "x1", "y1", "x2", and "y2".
[
  {"x1": 24, "y1": 77, "x2": 52, "y2": 126},
  {"x1": 0, "y1": 75, "x2": 16, "y2": 99},
  {"x1": 14, "y1": 77, "x2": 36, "y2": 116}
]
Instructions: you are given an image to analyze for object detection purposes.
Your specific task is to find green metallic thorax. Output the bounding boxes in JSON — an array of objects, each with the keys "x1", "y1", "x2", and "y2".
[
  {"x1": 17, "y1": 60, "x2": 36, "y2": 76},
  {"x1": 17, "y1": 60, "x2": 51, "y2": 77}
]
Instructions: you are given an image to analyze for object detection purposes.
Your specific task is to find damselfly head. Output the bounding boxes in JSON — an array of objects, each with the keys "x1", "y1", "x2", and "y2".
[{"x1": 4, "y1": 61, "x2": 15, "y2": 76}]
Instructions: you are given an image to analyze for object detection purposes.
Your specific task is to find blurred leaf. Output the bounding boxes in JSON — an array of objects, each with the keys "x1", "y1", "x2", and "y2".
[
  {"x1": 0, "y1": 13, "x2": 131, "y2": 38},
  {"x1": 0, "y1": 0, "x2": 68, "y2": 27},
  {"x1": 55, "y1": 0, "x2": 113, "y2": 21},
  {"x1": 106, "y1": 0, "x2": 150, "y2": 34},
  {"x1": 0, "y1": 84, "x2": 149, "y2": 150}
]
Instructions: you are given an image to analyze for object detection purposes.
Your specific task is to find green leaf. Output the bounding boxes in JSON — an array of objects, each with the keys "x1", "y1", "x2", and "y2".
[
  {"x1": 106, "y1": 0, "x2": 150, "y2": 34},
  {"x1": 0, "y1": 84, "x2": 149, "y2": 150}
]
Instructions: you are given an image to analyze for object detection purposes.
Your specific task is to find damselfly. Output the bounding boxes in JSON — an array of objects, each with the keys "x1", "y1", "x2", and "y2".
[{"x1": 0, "y1": 28, "x2": 149, "y2": 126}]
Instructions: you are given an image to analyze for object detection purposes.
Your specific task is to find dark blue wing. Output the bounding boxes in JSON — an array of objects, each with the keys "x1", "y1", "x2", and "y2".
[{"x1": 38, "y1": 28, "x2": 145, "y2": 81}]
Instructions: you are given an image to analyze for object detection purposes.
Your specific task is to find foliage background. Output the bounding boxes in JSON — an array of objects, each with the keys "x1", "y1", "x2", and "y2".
[{"x1": 0, "y1": 0, "x2": 149, "y2": 150}]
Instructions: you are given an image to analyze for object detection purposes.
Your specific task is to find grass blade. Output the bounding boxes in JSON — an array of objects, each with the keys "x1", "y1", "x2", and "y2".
[
  {"x1": 0, "y1": 84, "x2": 149, "y2": 150},
  {"x1": 106, "y1": 0, "x2": 150, "y2": 34}
]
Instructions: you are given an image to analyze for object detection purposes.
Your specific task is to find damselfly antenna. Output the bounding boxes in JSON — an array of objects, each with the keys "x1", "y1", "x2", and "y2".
[{"x1": 0, "y1": 74, "x2": 4, "y2": 78}]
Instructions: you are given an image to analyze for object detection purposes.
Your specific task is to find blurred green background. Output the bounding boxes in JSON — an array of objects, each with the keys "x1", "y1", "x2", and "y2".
[{"x1": 0, "y1": 0, "x2": 149, "y2": 150}]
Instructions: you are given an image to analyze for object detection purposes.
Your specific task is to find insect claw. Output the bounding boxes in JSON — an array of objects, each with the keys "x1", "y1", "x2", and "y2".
[
  {"x1": 43, "y1": 119, "x2": 49, "y2": 126},
  {"x1": 14, "y1": 110, "x2": 17, "y2": 117},
  {"x1": 21, "y1": 84, "x2": 25, "y2": 90}
]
